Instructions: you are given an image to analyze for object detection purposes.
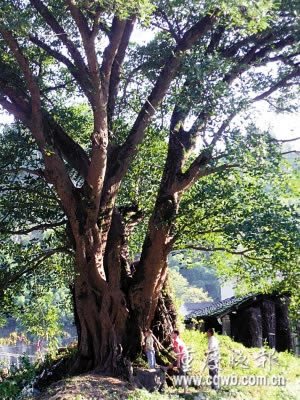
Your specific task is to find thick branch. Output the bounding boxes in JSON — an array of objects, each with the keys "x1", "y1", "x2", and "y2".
[
  {"x1": 220, "y1": 32, "x2": 264, "y2": 58},
  {"x1": 0, "y1": 81, "x2": 90, "y2": 178},
  {"x1": 176, "y1": 158, "x2": 239, "y2": 193},
  {"x1": 42, "y1": 80, "x2": 75, "y2": 93},
  {"x1": 274, "y1": 136, "x2": 300, "y2": 143},
  {"x1": 29, "y1": 35, "x2": 92, "y2": 99},
  {"x1": 108, "y1": 18, "x2": 136, "y2": 124},
  {"x1": 164, "y1": 26, "x2": 225, "y2": 158},
  {"x1": 155, "y1": 8, "x2": 181, "y2": 42},
  {"x1": 65, "y1": 0, "x2": 100, "y2": 103},
  {"x1": 1, "y1": 220, "x2": 66, "y2": 235},
  {"x1": 109, "y1": 14, "x2": 217, "y2": 187},
  {"x1": 100, "y1": 17, "x2": 127, "y2": 102},
  {"x1": 224, "y1": 35, "x2": 295, "y2": 84},
  {"x1": 210, "y1": 112, "x2": 238, "y2": 148},
  {"x1": 180, "y1": 43, "x2": 298, "y2": 186},
  {"x1": 183, "y1": 245, "x2": 255, "y2": 255},
  {"x1": 282, "y1": 150, "x2": 300, "y2": 155},
  {"x1": 206, "y1": 25, "x2": 225, "y2": 54},
  {"x1": 30, "y1": 0, "x2": 89, "y2": 79},
  {"x1": 254, "y1": 51, "x2": 300, "y2": 68},
  {"x1": 0, "y1": 27, "x2": 43, "y2": 142},
  {"x1": 0, "y1": 57, "x2": 89, "y2": 178},
  {"x1": 42, "y1": 113, "x2": 90, "y2": 178},
  {"x1": 0, "y1": 247, "x2": 73, "y2": 293},
  {"x1": 81, "y1": 18, "x2": 128, "y2": 216},
  {"x1": 65, "y1": 0, "x2": 91, "y2": 39},
  {"x1": 91, "y1": 8, "x2": 102, "y2": 39},
  {"x1": 0, "y1": 30, "x2": 80, "y2": 224},
  {"x1": 0, "y1": 95, "x2": 29, "y2": 123},
  {"x1": 174, "y1": 85, "x2": 239, "y2": 182},
  {"x1": 29, "y1": 35, "x2": 75, "y2": 72},
  {"x1": 180, "y1": 246, "x2": 271, "y2": 263},
  {"x1": 182, "y1": 31, "x2": 296, "y2": 149},
  {"x1": 251, "y1": 68, "x2": 300, "y2": 102}
]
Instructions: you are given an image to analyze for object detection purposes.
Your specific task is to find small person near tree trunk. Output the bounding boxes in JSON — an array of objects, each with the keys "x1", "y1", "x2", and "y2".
[{"x1": 143, "y1": 329, "x2": 156, "y2": 369}]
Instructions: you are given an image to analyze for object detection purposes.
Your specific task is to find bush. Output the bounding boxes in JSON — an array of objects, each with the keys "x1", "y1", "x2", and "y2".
[{"x1": 0, "y1": 356, "x2": 38, "y2": 400}]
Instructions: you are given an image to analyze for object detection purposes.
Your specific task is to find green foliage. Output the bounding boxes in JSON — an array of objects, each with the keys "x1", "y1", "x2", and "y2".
[
  {"x1": 76, "y1": 0, "x2": 155, "y2": 24},
  {"x1": 217, "y1": 0, "x2": 277, "y2": 33},
  {"x1": 0, "y1": 332, "x2": 29, "y2": 346},
  {"x1": 119, "y1": 126, "x2": 168, "y2": 257},
  {"x1": 15, "y1": 290, "x2": 66, "y2": 349},
  {"x1": 53, "y1": 104, "x2": 94, "y2": 149},
  {"x1": 2, "y1": 283, "x2": 73, "y2": 352},
  {"x1": 0, "y1": 120, "x2": 74, "y2": 340},
  {"x1": 127, "y1": 390, "x2": 181, "y2": 399},
  {"x1": 0, "y1": 124, "x2": 63, "y2": 232},
  {"x1": 0, "y1": 240, "x2": 74, "y2": 351},
  {"x1": 0, "y1": 0, "x2": 299, "y2": 362},
  {"x1": 173, "y1": 140, "x2": 299, "y2": 313},
  {"x1": 181, "y1": 329, "x2": 300, "y2": 400},
  {"x1": 119, "y1": 126, "x2": 168, "y2": 213},
  {"x1": 155, "y1": 0, "x2": 275, "y2": 33},
  {"x1": 0, "y1": 356, "x2": 38, "y2": 400},
  {"x1": 169, "y1": 269, "x2": 211, "y2": 309},
  {"x1": 169, "y1": 252, "x2": 221, "y2": 300}
]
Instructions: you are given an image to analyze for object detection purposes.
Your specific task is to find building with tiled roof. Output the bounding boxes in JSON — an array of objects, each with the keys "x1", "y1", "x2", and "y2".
[{"x1": 183, "y1": 293, "x2": 292, "y2": 352}]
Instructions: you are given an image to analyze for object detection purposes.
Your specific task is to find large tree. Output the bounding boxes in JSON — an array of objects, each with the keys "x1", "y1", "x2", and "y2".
[{"x1": 0, "y1": 0, "x2": 299, "y2": 373}]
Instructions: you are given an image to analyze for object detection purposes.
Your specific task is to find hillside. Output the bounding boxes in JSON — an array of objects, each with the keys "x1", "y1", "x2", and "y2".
[{"x1": 6, "y1": 330, "x2": 298, "y2": 400}]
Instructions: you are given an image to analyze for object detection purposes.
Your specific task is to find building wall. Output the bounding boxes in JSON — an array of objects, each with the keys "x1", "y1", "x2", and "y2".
[
  {"x1": 198, "y1": 295, "x2": 292, "y2": 352},
  {"x1": 228, "y1": 296, "x2": 291, "y2": 351},
  {"x1": 230, "y1": 306, "x2": 263, "y2": 348}
]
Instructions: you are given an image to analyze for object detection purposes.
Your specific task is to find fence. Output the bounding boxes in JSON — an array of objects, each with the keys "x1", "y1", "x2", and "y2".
[
  {"x1": 0, "y1": 351, "x2": 37, "y2": 369},
  {"x1": 0, "y1": 336, "x2": 77, "y2": 369}
]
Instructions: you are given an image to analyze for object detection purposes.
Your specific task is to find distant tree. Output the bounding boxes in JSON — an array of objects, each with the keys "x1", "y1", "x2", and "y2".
[
  {"x1": 168, "y1": 269, "x2": 211, "y2": 309},
  {"x1": 169, "y1": 253, "x2": 221, "y2": 300}
]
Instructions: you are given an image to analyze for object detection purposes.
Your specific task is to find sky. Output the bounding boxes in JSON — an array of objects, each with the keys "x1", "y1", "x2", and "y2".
[{"x1": 253, "y1": 104, "x2": 300, "y2": 152}]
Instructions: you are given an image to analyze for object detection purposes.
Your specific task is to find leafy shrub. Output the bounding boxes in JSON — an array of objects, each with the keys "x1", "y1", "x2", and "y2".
[{"x1": 0, "y1": 356, "x2": 38, "y2": 400}]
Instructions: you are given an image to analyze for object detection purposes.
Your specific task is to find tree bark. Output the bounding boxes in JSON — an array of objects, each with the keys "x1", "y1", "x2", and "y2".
[
  {"x1": 69, "y1": 222, "x2": 129, "y2": 373},
  {"x1": 69, "y1": 206, "x2": 177, "y2": 373},
  {"x1": 129, "y1": 191, "x2": 180, "y2": 332},
  {"x1": 152, "y1": 278, "x2": 177, "y2": 344}
]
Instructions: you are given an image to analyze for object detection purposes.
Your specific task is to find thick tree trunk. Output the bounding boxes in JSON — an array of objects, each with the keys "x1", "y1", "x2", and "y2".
[
  {"x1": 72, "y1": 278, "x2": 125, "y2": 373},
  {"x1": 69, "y1": 208, "x2": 177, "y2": 374},
  {"x1": 129, "y1": 193, "x2": 180, "y2": 333},
  {"x1": 71, "y1": 276, "x2": 129, "y2": 373},
  {"x1": 69, "y1": 223, "x2": 129, "y2": 374},
  {"x1": 125, "y1": 275, "x2": 177, "y2": 360},
  {"x1": 152, "y1": 279, "x2": 177, "y2": 343},
  {"x1": 152, "y1": 289, "x2": 178, "y2": 365}
]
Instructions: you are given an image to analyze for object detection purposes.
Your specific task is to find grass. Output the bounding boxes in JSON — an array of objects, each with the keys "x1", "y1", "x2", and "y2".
[
  {"x1": 174, "y1": 329, "x2": 300, "y2": 400},
  {"x1": 128, "y1": 330, "x2": 300, "y2": 400},
  {"x1": 3, "y1": 330, "x2": 299, "y2": 400}
]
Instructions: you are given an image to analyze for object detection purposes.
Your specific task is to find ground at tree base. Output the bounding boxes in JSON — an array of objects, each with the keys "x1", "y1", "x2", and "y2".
[
  {"x1": 22, "y1": 371, "x2": 300, "y2": 400},
  {"x1": 18, "y1": 331, "x2": 300, "y2": 400},
  {"x1": 32, "y1": 374, "x2": 134, "y2": 400}
]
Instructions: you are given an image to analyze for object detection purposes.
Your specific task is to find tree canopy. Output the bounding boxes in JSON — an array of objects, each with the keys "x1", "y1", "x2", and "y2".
[{"x1": 0, "y1": 0, "x2": 299, "y2": 371}]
